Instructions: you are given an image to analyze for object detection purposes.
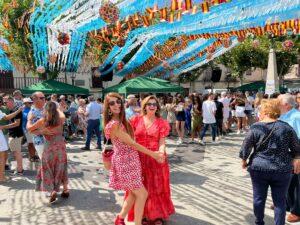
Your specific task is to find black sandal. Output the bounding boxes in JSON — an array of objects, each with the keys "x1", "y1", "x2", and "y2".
[
  {"x1": 142, "y1": 218, "x2": 149, "y2": 225},
  {"x1": 61, "y1": 190, "x2": 70, "y2": 198},
  {"x1": 49, "y1": 192, "x2": 57, "y2": 203},
  {"x1": 153, "y1": 218, "x2": 165, "y2": 225}
]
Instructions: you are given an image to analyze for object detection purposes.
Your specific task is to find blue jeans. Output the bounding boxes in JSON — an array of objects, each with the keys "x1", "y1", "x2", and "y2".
[
  {"x1": 250, "y1": 170, "x2": 292, "y2": 225},
  {"x1": 85, "y1": 119, "x2": 101, "y2": 149},
  {"x1": 200, "y1": 123, "x2": 217, "y2": 141}
]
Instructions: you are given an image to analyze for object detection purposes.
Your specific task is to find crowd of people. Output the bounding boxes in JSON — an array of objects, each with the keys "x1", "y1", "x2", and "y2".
[{"x1": 0, "y1": 89, "x2": 300, "y2": 225}]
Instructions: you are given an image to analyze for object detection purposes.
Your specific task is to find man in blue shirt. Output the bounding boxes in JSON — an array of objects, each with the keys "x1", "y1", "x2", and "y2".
[
  {"x1": 278, "y1": 94, "x2": 300, "y2": 222},
  {"x1": 125, "y1": 95, "x2": 140, "y2": 120},
  {"x1": 81, "y1": 96, "x2": 102, "y2": 150}
]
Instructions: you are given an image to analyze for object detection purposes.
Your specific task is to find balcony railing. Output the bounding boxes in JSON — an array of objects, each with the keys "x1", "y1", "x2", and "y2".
[{"x1": 0, "y1": 76, "x2": 67, "y2": 93}]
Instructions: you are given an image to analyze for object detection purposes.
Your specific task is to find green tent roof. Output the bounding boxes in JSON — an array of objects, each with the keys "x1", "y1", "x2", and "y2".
[
  {"x1": 103, "y1": 76, "x2": 183, "y2": 95},
  {"x1": 233, "y1": 81, "x2": 287, "y2": 92},
  {"x1": 21, "y1": 79, "x2": 89, "y2": 95},
  {"x1": 233, "y1": 81, "x2": 266, "y2": 92}
]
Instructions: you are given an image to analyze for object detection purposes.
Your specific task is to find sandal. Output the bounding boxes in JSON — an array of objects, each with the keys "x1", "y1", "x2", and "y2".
[
  {"x1": 142, "y1": 218, "x2": 149, "y2": 225},
  {"x1": 61, "y1": 190, "x2": 70, "y2": 198},
  {"x1": 114, "y1": 215, "x2": 125, "y2": 225},
  {"x1": 153, "y1": 218, "x2": 164, "y2": 225},
  {"x1": 49, "y1": 192, "x2": 57, "y2": 203}
]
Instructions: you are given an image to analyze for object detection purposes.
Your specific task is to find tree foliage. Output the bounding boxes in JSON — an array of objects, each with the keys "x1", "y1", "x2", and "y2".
[
  {"x1": 217, "y1": 35, "x2": 299, "y2": 80},
  {"x1": 0, "y1": 0, "x2": 36, "y2": 74}
]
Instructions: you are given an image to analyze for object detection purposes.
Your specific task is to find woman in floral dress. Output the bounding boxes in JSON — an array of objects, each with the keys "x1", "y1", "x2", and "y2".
[
  {"x1": 128, "y1": 95, "x2": 175, "y2": 225},
  {"x1": 27, "y1": 102, "x2": 69, "y2": 203},
  {"x1": 103, "y1": 92, "x2": 164, "y2": 225}
]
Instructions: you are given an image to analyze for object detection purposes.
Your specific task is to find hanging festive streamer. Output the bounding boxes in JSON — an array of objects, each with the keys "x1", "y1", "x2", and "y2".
[
  {"x1": 102, "y1": 0, "x2": 299, "y2": 77},
  {"x1": 30, "y1": 0, "x2": 300, "y2": 76},
  {"x1": 0, "y1": 46, "x2": 13, "y2": 72}
]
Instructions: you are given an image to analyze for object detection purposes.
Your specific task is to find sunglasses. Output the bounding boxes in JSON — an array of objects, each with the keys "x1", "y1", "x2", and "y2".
[
  {"x1": 36, "y1": 96, "x2": 45, "y2": 100},
  {"x1": 146, "y1": 103, "x2": 158, "y2": 107},
  {"x1": 108, "y1": 99, "x2": 122, "y2": 106}
]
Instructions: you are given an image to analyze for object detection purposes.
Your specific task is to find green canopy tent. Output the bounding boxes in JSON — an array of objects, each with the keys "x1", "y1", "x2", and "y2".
[
  {"x1": 103, "y1": 76, "x2": 184, "y2": 95},
  {"x1": 233, "y1": 81, "x2": 266, "y2": 92},
  {"x1": 21, "y1": 79, "x2": 89, "y2": 95},
  {"x1": 233, "y1": 81, "x2": 287, "y2": 92}
]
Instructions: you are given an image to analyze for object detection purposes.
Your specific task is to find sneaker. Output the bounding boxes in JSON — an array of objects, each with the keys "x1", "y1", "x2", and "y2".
[
  {"x1": 199, "y1": 140, "x2": 205, "y2": 146},
  {"x1": 177, "y1": 139, "x2": 183, "y2": 145},
  {"x1": 236, "y1": 130, "x2": 241, "y2": 134},
  {"x1": 95, "y1": 145, "x2": 102, "y2": 150},
  {"x1": 81, "y1": 147, "x2": 90, "y2": 151}
]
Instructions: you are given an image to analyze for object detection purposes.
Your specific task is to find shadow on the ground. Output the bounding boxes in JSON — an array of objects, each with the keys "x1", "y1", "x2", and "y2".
[
  {"x1": 171, "y1": 171, "x2": 207, "y2": 186},
  {"x1": 244, "y1": 213, "x2": 274, "y2": 225},
  {"x1": 168, "y1": 213, "x2": 214, "y2": 225}
]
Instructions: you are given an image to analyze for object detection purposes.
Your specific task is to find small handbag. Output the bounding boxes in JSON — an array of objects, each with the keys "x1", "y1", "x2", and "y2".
[
  {"x1": 101, "y1": 139, "x2": 114, "y2": 170},
  {"x1": 247, "y1": 122, "x2": 277, "y2": 166}
]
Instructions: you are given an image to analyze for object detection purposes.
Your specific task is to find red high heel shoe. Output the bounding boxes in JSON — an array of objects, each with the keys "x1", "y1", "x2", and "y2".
[{"x1": 114, "y1": 215, "x2": 125, "y2": 225}]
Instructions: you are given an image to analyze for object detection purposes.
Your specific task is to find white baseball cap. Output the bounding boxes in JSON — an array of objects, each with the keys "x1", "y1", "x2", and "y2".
[{"x1": 23, "y1": 98, "x2": 33, "y2": 103}]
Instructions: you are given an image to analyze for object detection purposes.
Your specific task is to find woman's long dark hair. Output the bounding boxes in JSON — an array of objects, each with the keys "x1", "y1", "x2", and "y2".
[
  {"x1": 103, "y1": 92, "x2": 134, "y2": 138},
  {"x1": 44, "y1": 102, "x2": 60, "y2": 127},
  {"x1": 194, "y1": 96, "x2": 202, "y2": 112}
]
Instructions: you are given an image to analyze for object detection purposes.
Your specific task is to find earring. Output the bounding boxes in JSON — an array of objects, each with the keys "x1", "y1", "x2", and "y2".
[{"x1": 108, "y1": 110, "x2": 112, "y2": 115}]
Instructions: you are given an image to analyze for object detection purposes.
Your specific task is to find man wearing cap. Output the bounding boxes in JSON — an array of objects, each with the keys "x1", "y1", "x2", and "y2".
[
  {"x1": 13, "y1": 90, "x2": 23, "y2": 108},
  {"x1": 22, "y1": 98, "x2": 38, "y2": 162},
  {"x1": 59, "y1": 95, "x2": 69, "y2": 112},
  {"x1": 125, "y1": 95, "x2": 140, "y2": 120}
]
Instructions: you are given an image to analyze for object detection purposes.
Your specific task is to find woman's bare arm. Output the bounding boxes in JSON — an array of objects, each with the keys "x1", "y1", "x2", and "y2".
[{"x1": 110, "y1": 124, "x2": 164, "y2": 163}]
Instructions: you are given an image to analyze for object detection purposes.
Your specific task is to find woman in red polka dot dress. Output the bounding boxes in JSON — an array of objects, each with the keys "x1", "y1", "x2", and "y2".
[{"x1": 103, "y1": 92, "x2": 165, "y2": 225}]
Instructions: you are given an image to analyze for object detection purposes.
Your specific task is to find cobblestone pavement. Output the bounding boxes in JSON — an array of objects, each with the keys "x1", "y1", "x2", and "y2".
[{"x1": 0, "y1": 134, "x2": 299, "y2": 225}]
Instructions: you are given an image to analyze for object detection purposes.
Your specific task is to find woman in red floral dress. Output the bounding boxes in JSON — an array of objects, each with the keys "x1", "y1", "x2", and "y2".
[
  {"x1": 103, "y1": 93, "x2": 165, "y2": 225},
  {"x1": 128, "y1": 95, "x2": 175, "y2": 225}
]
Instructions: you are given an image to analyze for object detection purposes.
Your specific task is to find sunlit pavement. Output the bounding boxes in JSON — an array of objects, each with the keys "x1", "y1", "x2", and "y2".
[{"x1": 0, "y1": 133, "x2": 298, "y2": 225}]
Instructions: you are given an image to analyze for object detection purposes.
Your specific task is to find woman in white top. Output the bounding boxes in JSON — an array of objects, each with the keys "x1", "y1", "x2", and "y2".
[
  {"x1": 166, "y1": 97, "x2": 176, "y2": 136},
  {"x1": 0, "y1": 108, "x2": 23, "y2": 182}
]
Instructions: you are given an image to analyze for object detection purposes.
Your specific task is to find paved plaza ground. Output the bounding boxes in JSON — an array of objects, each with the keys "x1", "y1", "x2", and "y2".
[{"x1": 0, "y1": 133, "x2": 299, "y2": 225}]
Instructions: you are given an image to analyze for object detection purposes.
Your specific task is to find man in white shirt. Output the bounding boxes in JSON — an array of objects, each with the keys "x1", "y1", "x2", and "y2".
[
  {"x1": 199, "y1": 93, "x2": 217, "y2": 145},
  {"x1": 219, "y1": 91, "x2": 231, "y2": 133},
  {"x1": 81, "y1": 96, "x2": 102, "y2": 150}
]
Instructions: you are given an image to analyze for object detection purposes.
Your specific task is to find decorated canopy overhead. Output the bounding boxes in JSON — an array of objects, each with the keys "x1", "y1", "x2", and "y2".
[
  {"x1": 29, "y1": 0, "x2": 300, "y2": 79},
  {"x1": 21, "y1": 79, "x2": 89, "y2": 95},
  {"x1": 103, "y1": 76, "x2": 184, "y2": 94}
]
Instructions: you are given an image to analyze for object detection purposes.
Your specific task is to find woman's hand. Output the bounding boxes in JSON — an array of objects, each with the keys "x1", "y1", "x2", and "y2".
[
  {"x1": 151, "y1": 151, "x2": 165, "y2": 164},
  {"x1": 242, "y1": 160, "x2": 247, "y2": 169},
  {"x1": 40, "y1": 127, "x2": 55, "y2": 136},
  {"x1": 293, "y1": 159, "x2": 300, "y2": 174}
]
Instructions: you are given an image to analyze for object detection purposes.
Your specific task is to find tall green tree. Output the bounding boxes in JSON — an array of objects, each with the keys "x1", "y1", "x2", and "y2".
[
  {"x1": 0, "y1": 0, "x2": 35, "y2": 74},
  {"x1": 217, "y1": 35, "x2": 299, "y2": 82}
]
